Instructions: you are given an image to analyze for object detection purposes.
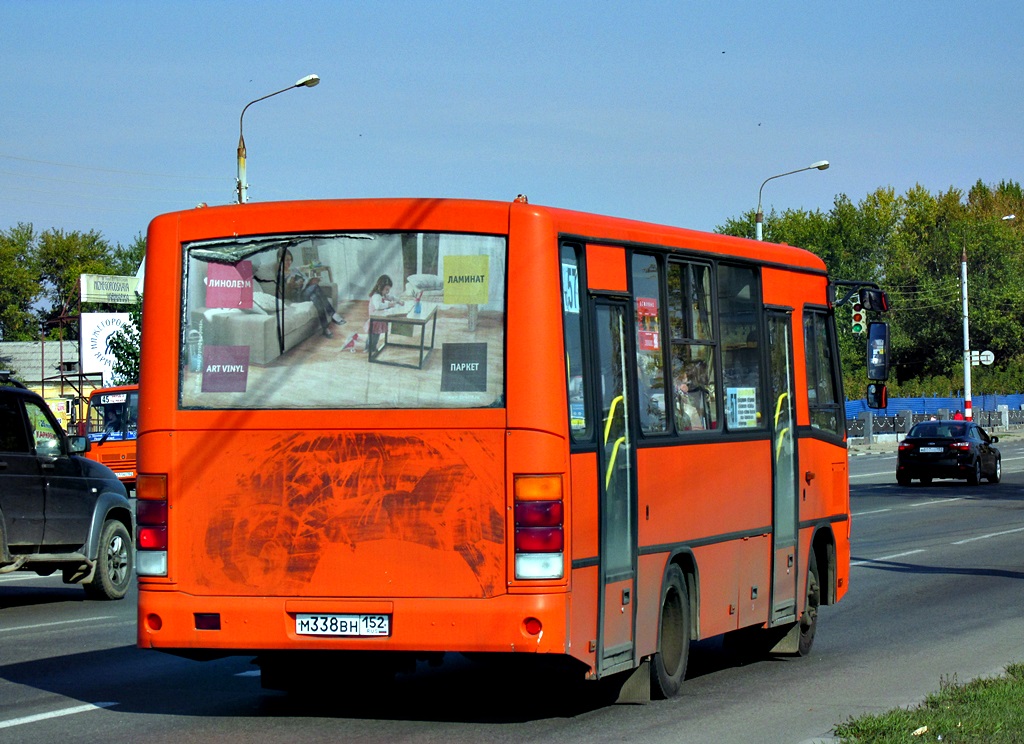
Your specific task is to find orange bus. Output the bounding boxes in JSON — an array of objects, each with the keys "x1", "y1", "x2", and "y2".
[
  {"x1": 136, "y1": 197, "x2": 879, "y2": 698},
  {"x1": 83, "y1": 384, "x2": 139, "y2": 490}
]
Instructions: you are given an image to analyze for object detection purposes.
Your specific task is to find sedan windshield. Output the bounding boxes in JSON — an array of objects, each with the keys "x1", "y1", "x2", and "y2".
[{"x1": 909, "y1": 423, "x2": 966, "y2": 438}]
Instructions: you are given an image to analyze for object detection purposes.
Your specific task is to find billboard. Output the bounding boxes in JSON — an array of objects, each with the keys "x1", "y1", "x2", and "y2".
[
  {"x1": 80, "y1": 312, "x2": 130, "y2": 384},
  {"x1": 80, "y1": 274, "x2": 141, "y2": 304}
]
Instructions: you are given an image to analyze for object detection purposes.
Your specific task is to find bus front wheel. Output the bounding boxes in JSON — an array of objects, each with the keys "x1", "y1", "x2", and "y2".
[{"x1": 650, "y1": 564, "x2": 690, "y2": 699}]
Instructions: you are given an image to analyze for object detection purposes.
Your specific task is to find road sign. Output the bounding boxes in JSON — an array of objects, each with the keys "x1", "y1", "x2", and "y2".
[{"x1": 980, "y1": 350, "x2": 995, "y2": 365}]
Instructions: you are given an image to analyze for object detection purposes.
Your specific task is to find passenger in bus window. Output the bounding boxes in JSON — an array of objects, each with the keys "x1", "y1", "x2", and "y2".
[
  {"x1": 636, "y1": 358, "x2": 665, "y2": 433},
  {"x1": 277, "y1": 248, "x2": 346, "y2": 338},
  {"x1": 673, "y1": 363, "x2": 707, "y2": 432}
]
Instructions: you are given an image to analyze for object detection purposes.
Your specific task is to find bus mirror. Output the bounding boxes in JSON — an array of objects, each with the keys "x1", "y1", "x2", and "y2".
[
  {"x1": 866, "y1": 383, "x2": 887, "y2": 409},
  {"x1": 859, "y1": 287, "x2": 889, "y2": 312},
  {"x1": 866, "y1": 322, "x2": 889, "y2": 381}
]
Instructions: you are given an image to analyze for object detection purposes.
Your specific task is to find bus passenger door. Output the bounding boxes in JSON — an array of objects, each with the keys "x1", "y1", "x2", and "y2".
[
  {"x1": 591, "y1": 298, "x2": 638, "y2": 676},
  {"x1": 767, "y1": 311, "x2": 799, "y2": 625}
]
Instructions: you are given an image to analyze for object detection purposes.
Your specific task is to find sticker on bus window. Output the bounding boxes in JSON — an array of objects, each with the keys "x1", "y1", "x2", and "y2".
[
  {"x1": 202, "y1": 345, "x2": 251, "y2": 393},
  {"x1": 443, "y1": 255, "x2": 490, "y2": 305},
  {"x1": 637, "y1": 331, "x2": 661, "y2": 352},
  {"x1": 570, "y1": 402, "x2": 587, "y2": 430},
  {"x1": 440, "y1": 343, "x2": 488, "y2": 392},
  {"x1": 636, "y1": 297, "x2": 658, "y2": 318},
  {"x1": 205, "y1": 261, "x2": 254, "y2": 310},
  {"x1": 562, "y1": 264, "x2": 580, "y2": 314},
  {"x1": 726, "y1": 387, "x2": 759, "y2": 428}
]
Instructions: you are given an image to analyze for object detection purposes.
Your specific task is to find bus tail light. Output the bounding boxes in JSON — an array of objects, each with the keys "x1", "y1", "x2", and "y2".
[
  {"x1": 514, "y1": 475, "x2": 564, "y2": 580},
  {"x1": 136, "y1": 474, "x2": 168, "y2": 577}
]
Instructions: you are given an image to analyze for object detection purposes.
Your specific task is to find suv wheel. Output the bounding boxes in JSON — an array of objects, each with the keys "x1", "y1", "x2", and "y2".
[{"x1": 84, "y1": 520, "x2": 133, "y2": 600}]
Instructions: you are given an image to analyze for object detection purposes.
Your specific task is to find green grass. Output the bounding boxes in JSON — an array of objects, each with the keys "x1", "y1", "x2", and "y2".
[{"x1": 834, "y1": 664, "x2": 1024, "y2": 742}]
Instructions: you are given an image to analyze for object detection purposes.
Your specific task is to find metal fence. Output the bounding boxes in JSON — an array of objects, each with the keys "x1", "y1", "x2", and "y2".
[{"x1": 846, "y1": 408, "x2": 1024, "y2": 438}]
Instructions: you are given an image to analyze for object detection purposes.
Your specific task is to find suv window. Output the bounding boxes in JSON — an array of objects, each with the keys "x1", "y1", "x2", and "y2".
[
  {"x1": 0, "y1": 396, "x2": 29, "y2": 452},
  {"x1": 25, "y1": 399, "x2": 63, "y2": 456}
]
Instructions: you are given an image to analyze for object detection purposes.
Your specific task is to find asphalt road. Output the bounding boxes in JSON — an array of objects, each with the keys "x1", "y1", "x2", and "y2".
[{"x1": 3, "y1": 440, "x2": 1024, "y2": 743}]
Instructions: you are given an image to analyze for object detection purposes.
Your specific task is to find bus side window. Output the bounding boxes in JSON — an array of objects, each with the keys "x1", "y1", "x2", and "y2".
[
  {"x1": 631, "y1": 253, "x2": 667, "y2": 434},
  {"x1": 561, "y1": 244, "x2": 591, "y2": 441},
  {"x1": 668, "y1": 261, "x2": 718, "y2": 433},
  {"x1": 718, "y1": 264, "x2": 763, "y2": 430},
  {"x1": 803, "y1": 309, "x2": 842, "y2": 435}
]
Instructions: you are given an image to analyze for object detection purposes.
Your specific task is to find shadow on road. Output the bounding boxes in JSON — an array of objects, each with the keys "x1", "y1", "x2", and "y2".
[{"x1": 0, "y1": 639, "x2": 786, "y2": 724}]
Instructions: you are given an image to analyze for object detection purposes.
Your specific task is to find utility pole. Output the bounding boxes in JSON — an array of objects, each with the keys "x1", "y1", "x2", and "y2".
[{"x1": 961, "y1": 238, "x2": 972, "y2": 421}]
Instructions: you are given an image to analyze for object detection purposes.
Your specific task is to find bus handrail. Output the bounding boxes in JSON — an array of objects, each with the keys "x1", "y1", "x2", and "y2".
[
  {"x1": 605, "y1": 436, "x2": 627, "y2": 489},
  {"x1": 604, "y1": 395, "x2": 624, "y2": 445}
]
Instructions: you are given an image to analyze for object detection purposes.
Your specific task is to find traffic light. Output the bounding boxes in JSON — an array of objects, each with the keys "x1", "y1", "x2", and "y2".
[{"x1": 851, "y1": 301, "x2": 866, "y2": 334}]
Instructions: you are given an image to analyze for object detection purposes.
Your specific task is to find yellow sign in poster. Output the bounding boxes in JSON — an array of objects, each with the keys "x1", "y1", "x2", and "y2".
[{"x1": 443, "y1": 255, "x2": 489, "y2": 304}]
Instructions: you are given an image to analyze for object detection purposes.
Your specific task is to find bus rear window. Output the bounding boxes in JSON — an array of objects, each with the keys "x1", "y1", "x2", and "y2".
[{"x1": 179, "y1": 231, "x2": 506, "y2": 410}]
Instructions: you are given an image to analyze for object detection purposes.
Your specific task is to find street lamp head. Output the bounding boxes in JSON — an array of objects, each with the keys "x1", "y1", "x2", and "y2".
[
  {"x1": 237, "y1": 74, "x2": 322, "y2": 204},
  {"x1": 755, "y1": 159, "x2": 830, "y2": 240}
]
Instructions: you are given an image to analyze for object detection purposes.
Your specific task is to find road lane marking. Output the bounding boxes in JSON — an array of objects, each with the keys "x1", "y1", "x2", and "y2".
[
  {"x1": 0, "y1": 617, "x2": 118, "y2": 633},
  {"x1": 0, "y1": 574, "x2": 64, "y2": 583},
  {"x1": 851, "y1": 549, "x2": 925, "y2": 567},
  {"x1": 952, "y1": 526, "x2": 1024, "y2": 545},
  {"x1": 853, "y1": 498, "x2": 964, "y2": 518},
  {"x1": 0, "y1": 702, "x2": 117, "y2": 729}
]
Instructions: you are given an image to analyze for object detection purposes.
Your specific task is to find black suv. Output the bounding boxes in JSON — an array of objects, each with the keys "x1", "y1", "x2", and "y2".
[{"x1": 0, "y1": 373, "x2": 133, "y2": 599}]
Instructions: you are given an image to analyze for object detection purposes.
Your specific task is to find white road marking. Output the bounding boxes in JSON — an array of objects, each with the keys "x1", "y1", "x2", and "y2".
[
  {"x1": 952, "y1": 526, "x2": 1024, "y2": 545},
  {"x1": 851, "y1": 549, "x2": 925, "y2": 567},
  {"x1": 0, "y1": 702, "x2": 117, "y2": 729},
  {"x1": 910, "y1": 496, "x2": 966, "y2": 507},
  {"x1": 0, "y1": 617, "x2": 118, "y2": 633}
]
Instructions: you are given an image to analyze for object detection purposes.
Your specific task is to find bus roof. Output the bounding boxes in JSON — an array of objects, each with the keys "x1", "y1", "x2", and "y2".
[{"x1": 149, "y1": 197, "x2": 826, "y2": 274}]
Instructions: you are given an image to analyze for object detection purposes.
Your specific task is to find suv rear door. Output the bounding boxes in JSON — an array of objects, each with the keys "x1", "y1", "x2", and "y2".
[
  {"x1": 0, "y1": 393, "x2": 45, "y2": 550},
  {"x1": 23, "y1": 399, "x2": 94, "y2": 550}
]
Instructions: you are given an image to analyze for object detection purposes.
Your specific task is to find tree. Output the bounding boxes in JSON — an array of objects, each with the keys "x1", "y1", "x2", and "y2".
[
  {"x1": 715, "y1": 181, "x2": 1024, "y2": 399},
  {"x1": 36, "y1": 228, "x2": 116, "y2": 339},
  {"x1": 109, "y1": 233, "x2": 146, "y2": 277},
  {"x1": 0, "y1": 223, "x2": 44, "y2": 341}
]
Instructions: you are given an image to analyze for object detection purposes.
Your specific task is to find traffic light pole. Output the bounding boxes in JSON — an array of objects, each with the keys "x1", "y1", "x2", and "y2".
[{"x1": 961, "y1": 243, "x2": 972, "y2": 421}]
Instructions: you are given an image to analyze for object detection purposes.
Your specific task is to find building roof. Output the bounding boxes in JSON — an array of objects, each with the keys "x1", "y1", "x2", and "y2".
[{"x1": 0, "y1": 340, "x2": 99, "y2": 395}]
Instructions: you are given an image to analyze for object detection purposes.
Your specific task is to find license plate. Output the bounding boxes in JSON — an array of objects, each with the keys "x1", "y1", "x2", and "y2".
[
  {"x1": 919, "y1": 446, "x2": 944, "y2": 453},
  {"x1": 295, "y1": 613, "x2": 390, "y2": 636}
]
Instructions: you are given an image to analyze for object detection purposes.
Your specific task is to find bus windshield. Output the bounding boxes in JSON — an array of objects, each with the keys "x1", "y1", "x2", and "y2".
[
  {"x1": 181, "y1": 231, "x2": 507, "y2": 411},
  {"x1": 87, "y1": 389, "x2": 139, "y2": 442}
]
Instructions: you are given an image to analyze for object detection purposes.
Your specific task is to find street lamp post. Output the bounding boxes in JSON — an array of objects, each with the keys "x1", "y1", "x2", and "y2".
[
  {"x1": 961, "y1": 214, "x2": 1015, "y2": 421},
  {"x1": 236, "y1": 74, "x2": 320, "y2": 204},
  {"x1": 755, "y1": 160, "x2": 830, "y2": 241}
]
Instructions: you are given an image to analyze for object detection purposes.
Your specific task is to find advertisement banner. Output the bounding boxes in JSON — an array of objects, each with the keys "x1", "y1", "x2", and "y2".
[
  {"x1": 80, "y1": 313, "x2": 130, "y2": 382},
  {"x1": 80, "y1": 274, "x2": 141, "y2": 304}
]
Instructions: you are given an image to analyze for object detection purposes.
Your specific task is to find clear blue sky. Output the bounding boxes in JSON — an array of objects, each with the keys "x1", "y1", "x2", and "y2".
[{"x1": 3, "y1": 2, "x2": 1022, "y2": 250}]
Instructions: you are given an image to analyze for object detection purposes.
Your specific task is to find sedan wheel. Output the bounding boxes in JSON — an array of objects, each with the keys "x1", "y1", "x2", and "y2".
[
  {"x1": 967, "y1": 460, "x2": 982, "y2": 486},
  {"x1": 988, "y1": 457, "x2": 1001, "y2": 484}
]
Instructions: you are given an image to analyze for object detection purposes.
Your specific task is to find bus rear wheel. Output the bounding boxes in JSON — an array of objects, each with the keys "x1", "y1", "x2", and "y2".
[
  {"x1": 650, "y1": 564, "x2": 690, "y2": 699},
  {"x1": 797, "y1": 551, "x2": 820, "y2": 656}
]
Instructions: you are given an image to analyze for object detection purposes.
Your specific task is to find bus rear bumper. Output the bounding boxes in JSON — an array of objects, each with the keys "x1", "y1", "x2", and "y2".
[{"x1": 137, "y1": 588, "x2": 570, "y2": 657}]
